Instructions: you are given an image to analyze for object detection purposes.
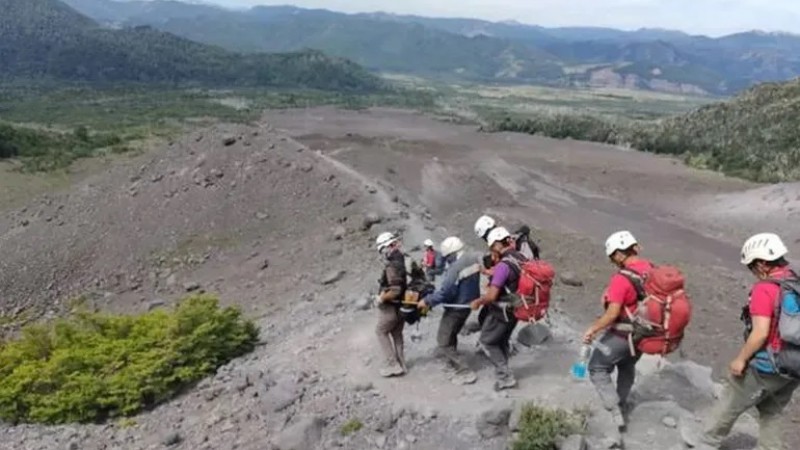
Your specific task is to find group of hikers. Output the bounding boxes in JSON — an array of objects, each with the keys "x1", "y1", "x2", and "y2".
[{"x1": 373, "y1": 215, "x2": 800, "y2": 449}]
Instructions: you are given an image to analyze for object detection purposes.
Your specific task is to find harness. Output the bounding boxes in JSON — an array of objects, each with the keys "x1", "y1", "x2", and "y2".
[
  {"x1": 490, "y1": 250, "x2": 527, "y2": 323},
  {"x1": 743, "y1": 275, "x2": 800, "y2": 377},
  {"x1": 610, "y1": 266, "x2": 651, "y2": 356},
  {"x1": 379, "y1": 252, "x2": 407, "y2": 306}
]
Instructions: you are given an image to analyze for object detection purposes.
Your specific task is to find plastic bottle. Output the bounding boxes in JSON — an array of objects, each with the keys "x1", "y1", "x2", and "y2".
[{"x1": 570, "y1": 345, "x2": 592, "y2": 380}]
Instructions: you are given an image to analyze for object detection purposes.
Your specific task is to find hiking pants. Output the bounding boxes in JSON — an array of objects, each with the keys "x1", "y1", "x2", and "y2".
[
  {"x1": 479, "y1": 306, "x2": 518, "y2": 380},
  {"x1": 425, "y1": 268, "x2": 437, "y2": 283},
  {"x1": 436, "y1": 308, "x2": 471, "y2": 371},
  {"x1": 702, "y1": 367, "x2": 799, "y2": 450},
  {"x1": 588, "y1": 332, "x2": 641, "y2": 413},
  {"x1": 376, "y1": 303, "x2": 405, "y2": 367}
]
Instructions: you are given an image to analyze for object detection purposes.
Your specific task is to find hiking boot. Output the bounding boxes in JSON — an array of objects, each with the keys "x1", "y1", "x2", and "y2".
[
  {"x1": 493, "y1": 375, "x2": 517, "y2": 391},
  {"x1": 451, "y1": 370, "x2": 478, "y2": 386},
  {"x1": 508, "y1": 342, "x2": 519, "y2": 357},
  {"x1": 611, "y1": 409, "x2": 627, "y2": 433},
  {"x1": 619, "y1": 401, "x2": 634, "y2": 421},
  {"x1": 379, "y1": 363, "x2": 404, "y2": 378}
]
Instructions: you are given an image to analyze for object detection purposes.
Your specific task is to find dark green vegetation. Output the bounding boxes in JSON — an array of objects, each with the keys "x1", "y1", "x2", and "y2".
[
  {"x1": 490, "y1": 78, "x2": 800, "y2": 182},
  {"x1": 64, "y1": 0, "x2": 800, "y2": 94},
  {"x1": 0, "y1": 123, "x2": 127, "y2": 171},
  {"x1": 0, "y1": 86, "x2": 437, "y2": 171},
  {"x1": 1, "y1": 0, "x2": 382, "y2": 91},
  {"x1": 0, "y1": 294, "x2": 258, "y2": 424},
  {"x1": 339, "y1": 418, "x2": 364, "y2": 436},
  {"x1": 511, "y1": 403, "x2": 583, "y2": 450}
]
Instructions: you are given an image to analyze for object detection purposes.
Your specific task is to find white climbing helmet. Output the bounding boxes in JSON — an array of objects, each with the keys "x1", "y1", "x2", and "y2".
[
  {"x1": 375, "y1": 232, "x2": 398, "y2": 251},
  {"x1": 440, "y1": 236, "x2": 464, "y2": 257},
  {"x1": 474, "y1": 215, "x2": 496, "y2": 241},
  {"x1": 740, "y1": 233, "x2": 788, "y2": 265},
  {"x1": 486, "y1": 227, "x2": 511, "y2": 247},
  {"x1": 605, "y1": 231, "x2": 638, "y2": 256},
  {"x1": 423, "y1": 239, "x2": 435, "y2": 248}
]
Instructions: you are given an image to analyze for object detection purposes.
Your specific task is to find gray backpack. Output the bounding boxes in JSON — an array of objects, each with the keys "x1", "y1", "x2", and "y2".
[{"x1": 768, "y1": 279, "x2": 800, "y2": 378}]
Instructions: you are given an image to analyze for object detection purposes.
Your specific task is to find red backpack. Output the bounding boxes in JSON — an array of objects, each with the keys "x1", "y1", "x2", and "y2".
[
  {"x1": 504, "y1": 256, "x2": 556, "y2": 323},
  {"x1": 621, "y1": 265, "x2": 692, "y2": 355}
]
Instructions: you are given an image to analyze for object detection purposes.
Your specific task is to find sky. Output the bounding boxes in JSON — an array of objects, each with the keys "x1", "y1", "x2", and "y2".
[{"x1": 205, "y1": 0, "x2": 800, "y2": 36}]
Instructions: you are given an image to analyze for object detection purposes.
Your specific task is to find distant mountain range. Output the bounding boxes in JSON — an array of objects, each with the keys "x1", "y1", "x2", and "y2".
[
  {"x1": 60, "y1": 0, "x2": 800, "y2": 95},
  {"x1": 0, "y1": 0, "x2": 383, "y2": 91}
]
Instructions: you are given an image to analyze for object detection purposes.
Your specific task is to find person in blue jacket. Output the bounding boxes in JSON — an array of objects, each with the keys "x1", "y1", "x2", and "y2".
[{"x1": 419, "y1": 236, "x2": 481, "y2": 385}]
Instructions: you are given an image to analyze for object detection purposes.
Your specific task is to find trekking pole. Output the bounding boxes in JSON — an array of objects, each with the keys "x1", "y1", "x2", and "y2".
[{"x1": 439, "y1": 304, "x2": 473, "y2": 309}]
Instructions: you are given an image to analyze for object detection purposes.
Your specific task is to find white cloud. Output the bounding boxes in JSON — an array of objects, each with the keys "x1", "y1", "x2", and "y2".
[{"x1": 206, "y1": 0, "x2": 800, "y2": 36}]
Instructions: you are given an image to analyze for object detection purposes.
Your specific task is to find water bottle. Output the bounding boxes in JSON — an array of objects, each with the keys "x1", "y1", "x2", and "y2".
[{"x1": 570, "y1": 345, "x2": 591, "y2": 380}]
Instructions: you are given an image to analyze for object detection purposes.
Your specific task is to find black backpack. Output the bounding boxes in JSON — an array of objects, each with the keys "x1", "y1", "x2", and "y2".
[{"x1": 514, "y1": 225, "x2": 541, "y2": 260}]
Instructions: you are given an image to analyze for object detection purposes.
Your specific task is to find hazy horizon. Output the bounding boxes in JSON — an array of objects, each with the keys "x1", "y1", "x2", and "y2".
[{"x1": 200, "y1": 0, "x2": 800, "y2": 37}]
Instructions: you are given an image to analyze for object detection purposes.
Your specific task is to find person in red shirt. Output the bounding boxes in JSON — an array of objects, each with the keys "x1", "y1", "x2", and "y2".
[
  {"x1": 698, "y1": 233, "x2": 800, "y2": 450},
  {"x1": 583, "y1": 231, "x2": 653, "y2": 431},
  {"x1": 422, "y1": 239, "x2": 444, "y2": 282}
]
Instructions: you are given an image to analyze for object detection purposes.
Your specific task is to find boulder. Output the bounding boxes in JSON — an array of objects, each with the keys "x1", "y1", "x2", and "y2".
[
  {"x1": 333, "y1": 226, "x2": 347, "y2": 241},
  {"x1": 559, "y1": 272, "x2": 584, "y2": 287},
  {"x1": 632, "y1": 360, "x2": 716, "y2": 411},
  {"x1": 516, "y1": 323, "x2": 552, "y2": 347},
  {"x1": 361, "y1": 213, "x2": 383, "y2": 231},
  {"x1": 321, "y1": 270, "x2": 346, "y2": 285},
  {"x1": 273, "y1": 415, "x2": 325, "y2": 450},
  {"x1": 263, "y1": 377, "x2": 305, "y2": 413},
  {"x1": 183, "y1": 281, "x2": 201, "y2": 292},
  {"x1": 161, "y1": 432, "x2": 182, "y2": 447},
  {"x1": 476, "y1": 404, "x2": 512, "y2": 439},
  {"x1": 147, "y1": 299, "x2": 166, "y2": 311}
]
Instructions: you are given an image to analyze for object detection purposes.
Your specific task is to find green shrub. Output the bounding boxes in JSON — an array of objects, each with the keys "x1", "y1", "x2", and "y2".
[
  {"x1": 489, "y1": 78, "x2": 800, "y2": 182},
  {"x1": 0, "y1": 294, "x2": 259, "y2": 424},
  {"x1": 0, "y1": 122, "x2": 132, "y2": 171},
  {"x1": 340, "y1": 418, "x2": 364, "y2": 436},
  {"x1": 511, "y1": 403, "x2": 583, "y2": 450}
]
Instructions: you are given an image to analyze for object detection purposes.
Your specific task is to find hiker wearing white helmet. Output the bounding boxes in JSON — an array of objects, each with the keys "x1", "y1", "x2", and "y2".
[
  {"x1": 474, "y1": 215, "x2": 497, "y2": 242},
  {"x1": 375, "y1": 232, "x2": 408, "y2": 377},
  {"x1": 698, "y1": 233, "x2": 799, "y2": 450},
  {"x1": 470, "y1": 226, "x2": 524, "y2": 390},
  {"x1": 475, "y1": 215, "x2": 542, "y2": 275},
  {"x1": 584, "y1": 230, "x2": 654, "y2": 431},
  {"x1": 475, "y1": 215, "x2": 501, "y2": 277},
  {"x1": 418, "y1": 236, "x2": 481, "y2": 385},
  {"x1": 422, "y1": 238, "x2": 444, "y2": 282}
]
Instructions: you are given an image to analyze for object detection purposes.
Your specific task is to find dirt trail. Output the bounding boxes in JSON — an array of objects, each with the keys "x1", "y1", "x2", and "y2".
[{"x1": 2, "y1": 107, "x2": 799, "y2": 449}]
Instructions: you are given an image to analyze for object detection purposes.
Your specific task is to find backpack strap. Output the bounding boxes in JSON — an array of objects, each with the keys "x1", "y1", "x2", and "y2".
[
  {"x1": 499, "y1": 254, "x2": 521, "y2": 297},
  {"x1": 501, "y1": 254, "x2": 521, "y2": 276},
  {"x1": 619, "y1": 268, "x2": 647, "y2": 302},
  {"x1": 763, "y1": 276, "x2": 800, "y2": 310}
]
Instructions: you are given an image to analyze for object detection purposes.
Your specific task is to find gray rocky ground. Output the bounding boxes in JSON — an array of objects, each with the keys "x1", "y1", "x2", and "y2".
[{"x1": 1, "y1": 107, "x2": 798, "y2": 449}]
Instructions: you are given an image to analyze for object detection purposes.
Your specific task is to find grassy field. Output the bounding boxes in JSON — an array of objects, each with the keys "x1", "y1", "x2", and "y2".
[
  {"x1": 382, "y1": 73, "x2": 713, "y2": 121},
  {"x1": 0, "y1": 86, "x2": 437, "y2": 132}
]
